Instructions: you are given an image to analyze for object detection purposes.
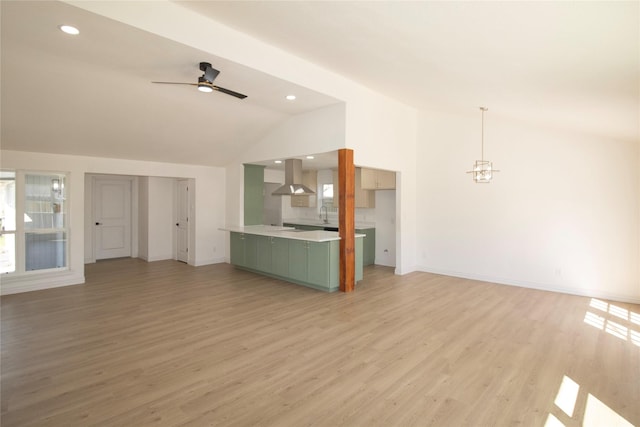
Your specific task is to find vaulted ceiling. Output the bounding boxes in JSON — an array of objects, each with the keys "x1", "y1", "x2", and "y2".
[
  {"x1": 1, "y1": 1, "x2": 341, "y2": 167},
  {"x1": 2, "y1": 1, "x2": 637, "y2": 169},
  {"x1": 183, "y1": 1, "x2": 639, "y2": 144}
]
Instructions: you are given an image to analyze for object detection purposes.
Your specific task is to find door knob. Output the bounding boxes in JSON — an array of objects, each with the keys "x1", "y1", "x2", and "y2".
[{"x1": 176, "y1": 223, "x2": 179, "y2": 226}]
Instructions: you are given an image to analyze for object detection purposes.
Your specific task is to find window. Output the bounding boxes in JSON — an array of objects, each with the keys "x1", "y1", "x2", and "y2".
[
  {"x1": 0, "y1": 171, "x2": 16, "y2": 273},
  {"x1": 322, "y1": 183, "x2": 334, "y2": 208},
  {"x1": 0, "y1": 170, "x2": 69, "y2": 275}
]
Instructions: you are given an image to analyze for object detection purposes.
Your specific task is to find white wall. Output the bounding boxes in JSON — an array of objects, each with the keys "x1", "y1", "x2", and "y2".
[
  {"x1": 417, "y1": 109, "x2": 640, "y2": 303},
  {"x1": 147, "y1": 177, "x2": 175, "y2": 261},
  {"x1": 1, "y1": 150, "x2": 226, "y2": 294},
  {"x1": 345, "y1": 99, "x2": 418, "y2": 274},
  {"x1": 238, "y1": 104, "x2": 346, "y2": 166}
]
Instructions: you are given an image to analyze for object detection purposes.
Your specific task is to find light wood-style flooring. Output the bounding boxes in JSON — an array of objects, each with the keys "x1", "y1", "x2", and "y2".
[{"x1": 2, "y1": 259, "x2": 639, "y2": 426}]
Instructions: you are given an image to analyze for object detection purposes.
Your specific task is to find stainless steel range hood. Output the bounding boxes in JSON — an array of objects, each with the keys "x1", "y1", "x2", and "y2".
[{"x1": 272, "y1": 159, "x2": 315, "y2": 196}]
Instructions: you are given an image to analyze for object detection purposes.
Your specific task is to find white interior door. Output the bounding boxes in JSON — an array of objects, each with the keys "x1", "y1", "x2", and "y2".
[
  {"x1": 176, "y1": 180, "x2": 189, "y2": 263},
  {"x1": 94, "y1": 178, "x2": 132, "y2": 260}
]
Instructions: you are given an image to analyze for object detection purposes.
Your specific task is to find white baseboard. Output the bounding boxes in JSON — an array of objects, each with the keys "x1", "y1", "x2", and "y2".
[
  {"x1": 394, "y1": 264, "x2": 418, "y2": 276},
  {"x1": 146, "y1": 254, "x2": 174, "y2": 262},
  {"x1": 417, "y1": 265, "x2": 640, "y2": 304},
  {"x1": 1, "y1": 271, "x2": 85, "y2": 295},
  {"x1": 193, "y1": 256, "x2": 226, "y2": 267}
]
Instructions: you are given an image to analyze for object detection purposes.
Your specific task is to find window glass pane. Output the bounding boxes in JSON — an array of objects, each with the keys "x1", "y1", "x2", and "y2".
[
  {"x1": 25, "y1": 232, "x2": 67, "y2": 271},
  {"x1": 25, "y1": 174, "x2": 66, "y2": 230},
  {"x1": 1, "y1": 171, "x2": 16, "y2": 231},
  {"x1": 0, "y1": 233, "x2": 16, "y2": 274},
  {"x1": 322, "y1": 184, "x2": 333, "y2": 198},
  {"x1": 322, "y1": 183, "x2": 335, "y2": 208}
]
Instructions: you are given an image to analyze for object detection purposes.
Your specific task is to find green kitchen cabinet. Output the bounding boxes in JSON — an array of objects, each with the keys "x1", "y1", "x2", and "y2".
[
  {"x1": 285, "y1": 222, "x2": 376, "y2": 266},
  {"x1": 307, "y1": 241, "x2": 338, "y2": 288},
  {"x1": 356, "y1": 228, "x2": 376, "y2": 266},
  {"x1": 229, "y1": 231, "x2": 362, "y2": 292},
  {"x1": 256, "y1": 235, "x2": 272, "y2": 272},
  {"x1": 271, "y1": 237, "x2": 289, "y2": 277},
  {"x1": 289, "y1": 239, "x2": 358, "y2": 291},
  {"x1": 230, "y1": 232, "x2": 247, "y2": 267},
  {"x1": 244, "y1": 164, "x2": 265, "y2": 226},
  {"x1": 231, "y1": 233, "x2": 258, "y2": 269},
  {"x1": 256, "y1": 235, "x2": 289, "y2": 276},
  {"x1": 244, "y1": 234, "x2": 258, "y2": 269},
  {"x1": 288, "y1": 239, "x2": 339, "y2": 290},
  {"x1": 288, "y1": 240, "x2": 309, "y2": 282},
  {"x1": 355, "y1": 237, "x2": 364, "y2": 280}
]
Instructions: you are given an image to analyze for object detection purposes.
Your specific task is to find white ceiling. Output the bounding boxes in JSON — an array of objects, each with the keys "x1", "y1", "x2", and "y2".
[
  {"x1": 1, "y1": 1, "x2": 638, "y2": 171},
  {"x1": 0, "y1": 1, "x2": 340, "y2": 167},
  {"x1": 181, "y1": 0, "x2": 639, "y2": 144}
]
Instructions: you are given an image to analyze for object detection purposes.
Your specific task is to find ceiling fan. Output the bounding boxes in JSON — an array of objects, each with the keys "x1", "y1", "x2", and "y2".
[{"x1": 152, "y1": 62, "x2": 247, "y2": 99}]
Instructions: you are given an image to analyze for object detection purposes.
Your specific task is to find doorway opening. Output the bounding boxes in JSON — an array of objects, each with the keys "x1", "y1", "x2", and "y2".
[{"x1": 85, "y1": 174, "x2": 193, "y2": 265}]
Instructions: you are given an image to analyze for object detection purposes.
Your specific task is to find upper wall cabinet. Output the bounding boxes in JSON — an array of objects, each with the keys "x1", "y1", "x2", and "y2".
[
  {"x1": 360, "y1": 168, "x2": 396, "y2": 190},
  {"x1": 291, "y1": 170, "x2": 318, "y2": 208},
  {"x1": 331, "y1": 168, "x2": 375, "y2": 208},
  {"x1": 355, "y1": 168, "x2": 375, "y2": 208}
]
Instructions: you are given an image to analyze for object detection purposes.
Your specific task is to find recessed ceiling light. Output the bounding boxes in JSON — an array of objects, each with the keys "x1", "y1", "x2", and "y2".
[
  {"x1": 306, "y1": 156, "x2": 315, "y2": 159},
  {"x1": 59, "y1": 25, "x2": 79, "y2": 35},
  {"x1": 285, "y1": 95, "x2": 296, "y2": 101},
  {"x1": 274, "y1": 160, "x2": 283, "y2": 164}
]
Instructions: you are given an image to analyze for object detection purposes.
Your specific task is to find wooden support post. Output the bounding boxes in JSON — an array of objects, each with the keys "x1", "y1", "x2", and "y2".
[{"x1": 338, "y1": 149, "x2": 355, "y2": 292}]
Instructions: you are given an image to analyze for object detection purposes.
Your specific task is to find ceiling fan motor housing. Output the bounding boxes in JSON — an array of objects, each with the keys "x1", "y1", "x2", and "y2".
[{"x1": 199, "y1": 62, "x2": 220, "y2": 83}]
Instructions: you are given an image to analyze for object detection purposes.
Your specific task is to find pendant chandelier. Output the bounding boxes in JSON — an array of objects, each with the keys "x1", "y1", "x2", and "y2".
[{"x1": 467, "y1": 107, "x2": 499, "y2": 183}]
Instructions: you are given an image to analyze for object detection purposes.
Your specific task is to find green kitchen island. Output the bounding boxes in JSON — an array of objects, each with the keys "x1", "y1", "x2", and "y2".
[{"x1": 221, "y1": 225, "x2": 364, "y2": 292}]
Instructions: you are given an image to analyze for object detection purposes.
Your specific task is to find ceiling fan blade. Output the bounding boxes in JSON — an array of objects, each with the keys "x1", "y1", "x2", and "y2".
[
  {"x1": 151, "y1": 81, "x2": 198, "y2": 86},
  {"x1": 213, "y1": 85, "x2": 248, "y2": 99}
]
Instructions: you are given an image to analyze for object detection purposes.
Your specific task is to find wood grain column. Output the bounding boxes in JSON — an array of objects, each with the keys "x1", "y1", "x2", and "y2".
[{"x1": 338, "y1": 149, "x2": 355, "y2": 292}]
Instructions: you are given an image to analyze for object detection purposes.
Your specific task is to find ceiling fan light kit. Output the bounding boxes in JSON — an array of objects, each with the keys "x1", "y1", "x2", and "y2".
[
  {"x1": 197, "y1": 76, "x2": 214, "y2": 93},
  {"x1": 152, "y1": 62, "x2": 247, "y2": 99},
  {"x1": 467, "y1": 107, "x2": 499, "y2": 183}
]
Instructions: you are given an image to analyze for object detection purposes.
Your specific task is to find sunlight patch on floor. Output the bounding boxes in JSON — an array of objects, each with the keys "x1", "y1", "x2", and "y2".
[
  {"x1": 546, "y1": 374, "x2": 635, "y2": 427},
  {"x1": 584, "y1": 298, "x2": 640, "y2": 347},
  {"x1": 544, "y1": 413, "x2": 565, "y2": 427},
  {"x1": 583, "y1": 393, "x2": 634, "y2": 427},
  {"x1": 553, "y1": 375, "x2": 579, "y2": 417}
]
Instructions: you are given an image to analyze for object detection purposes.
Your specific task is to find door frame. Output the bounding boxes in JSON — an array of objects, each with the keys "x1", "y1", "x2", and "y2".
[{"x1": 176, "y1": 179, "x2": 190, "y2": 263}]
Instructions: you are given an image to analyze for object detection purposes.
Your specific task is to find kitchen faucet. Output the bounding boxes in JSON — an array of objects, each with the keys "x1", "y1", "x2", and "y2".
[{"x1": 320, "y1": 206, "x2": 329, "y2": 224}]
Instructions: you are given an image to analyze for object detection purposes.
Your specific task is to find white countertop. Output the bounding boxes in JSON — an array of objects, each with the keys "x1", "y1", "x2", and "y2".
[
  {"x1": 220, "y1": 225, "x2": 365, "y2": 242},
  {"x1": 282, "y1": 218, "x2": 375, "y2": 229}
]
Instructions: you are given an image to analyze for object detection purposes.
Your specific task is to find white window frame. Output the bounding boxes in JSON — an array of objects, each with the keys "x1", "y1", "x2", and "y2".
[{"x1": 1, "y1": 170, "x2": 70, "y2": 276}]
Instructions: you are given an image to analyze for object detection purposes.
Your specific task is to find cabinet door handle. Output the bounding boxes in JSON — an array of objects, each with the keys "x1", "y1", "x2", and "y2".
[{"x1": 95, "y1": 222, "x2": 102, "y2": 225}]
